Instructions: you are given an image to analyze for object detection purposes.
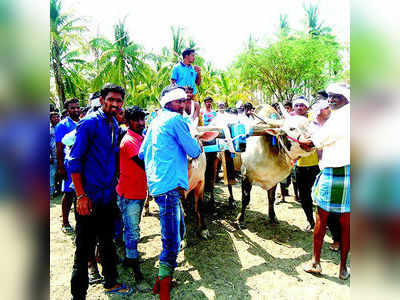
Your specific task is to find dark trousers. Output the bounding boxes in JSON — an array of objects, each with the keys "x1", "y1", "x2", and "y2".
[
  {"x1": 296, "y1": 165, "x2": 320, "y2": 227},
  {"x1": 71, "y1": 203, "x2": 118, "y2": 299}
]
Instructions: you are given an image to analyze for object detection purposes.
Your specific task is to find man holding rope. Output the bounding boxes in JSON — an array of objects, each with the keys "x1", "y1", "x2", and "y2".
[{"x1": 302, "y1": 83, "x2": 350, "y2": 280}]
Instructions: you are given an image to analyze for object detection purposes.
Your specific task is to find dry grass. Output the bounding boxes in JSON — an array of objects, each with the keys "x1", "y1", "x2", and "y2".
[{"x1": 50, "y1": 182, "x2": 350, "y2": 300}]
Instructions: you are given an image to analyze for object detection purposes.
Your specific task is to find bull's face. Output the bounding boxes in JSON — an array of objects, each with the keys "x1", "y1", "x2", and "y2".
[{"x1": 279, "y1": 116, "x2": 315, "y2": 159}]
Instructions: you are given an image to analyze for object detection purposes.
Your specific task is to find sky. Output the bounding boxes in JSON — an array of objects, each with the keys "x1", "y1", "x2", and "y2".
[{"x1": 63, "y1": 0, "x2": 349, "y2": 70}]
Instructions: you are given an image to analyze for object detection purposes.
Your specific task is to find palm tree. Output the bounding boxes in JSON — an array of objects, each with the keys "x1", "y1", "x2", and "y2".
[
  {"x1": 279, "y1": 14, "x2": 289, "y2": 37},
  {"x1": 89, "y1": 19, "x2": 144, "y2": 96},
  {"x1": 50, "y1": 0, "x2": 86, "y2": 104},
  {"x1": 303, "y1": 3, "x2": 331, "y2": 37}
]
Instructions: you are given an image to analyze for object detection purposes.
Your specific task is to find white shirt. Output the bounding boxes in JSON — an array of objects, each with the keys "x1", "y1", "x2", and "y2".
[{"x1": 311, "y1": 104, "x2": 350, "y2": 169}]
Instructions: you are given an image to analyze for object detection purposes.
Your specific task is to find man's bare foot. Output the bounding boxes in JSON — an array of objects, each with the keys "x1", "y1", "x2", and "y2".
[
  {"x1": 304, "y1": 261, "x2": 322, "y2": 275},
  {"x1": 339, "y1": 267, "x2": 350, "y2": 280},
  {"x1": 329, "y1": 241, "x2": 340, "y2": 252}
]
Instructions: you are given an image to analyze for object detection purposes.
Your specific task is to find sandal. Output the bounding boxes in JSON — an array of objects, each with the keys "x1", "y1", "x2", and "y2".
[
  {"x1": 61, "y1": 224, "x2": 74, "y2": 234},
  {"x1": 329, "y1": 242, "x2": 340, "y2": 252},
  {"x1": 339, "y1": 267, "x2": 350, "y2": 280},
  {"x1": 304, "y1": 262, "x2": 322, "y2": 275},
  {"x1": 104, "y1": 283, "x2": 134, "y2": 296},
  {"x1": 88, "y1": 271, "x2": 103, "y2": 285},
  {"x1": 304, "y1": 224, "x2": 314, "y2": 232}
]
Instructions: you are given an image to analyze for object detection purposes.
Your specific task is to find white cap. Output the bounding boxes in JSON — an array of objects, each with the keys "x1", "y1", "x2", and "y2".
[
  {"x1": 326, "y1": 82, "x2": 350, "y2": 101},
  {"x1": 160, "y1": 88, "x2": 187, "y2": 107},
  {"x1": 235, "y1": 100, "x2": 243, "y2": 109},
  {"x1": 292, "y1": 97, "x2": 309, "y2": 108}
]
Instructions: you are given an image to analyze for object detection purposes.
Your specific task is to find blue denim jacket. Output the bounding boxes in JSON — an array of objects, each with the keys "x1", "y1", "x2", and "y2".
[
  {"x1": 69, "y1": 109, "x2": 119, "y2": 205},
  {"x1": 139, "y1": 108, "x2": 201, "y2": 196}
]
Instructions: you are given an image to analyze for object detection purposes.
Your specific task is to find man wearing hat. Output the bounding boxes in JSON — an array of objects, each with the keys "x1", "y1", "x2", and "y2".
[
  {"x1": 302, "y1": 82, "x2": 350, "y2": 280},
  {"x1": 293, "y1": 96, "x2": 321, "y2": 232},
  {"x1": 236, "y1": 100, "x2": 244, "y2": 114},
  {"x1": 139, "y1": 85, "x2": 202, "y2": 300}
]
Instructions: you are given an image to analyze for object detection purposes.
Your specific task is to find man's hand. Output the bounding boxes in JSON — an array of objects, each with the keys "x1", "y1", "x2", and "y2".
[
  {"x1": 298, "y1": 138, "x2": 314, "y2": 152},
  {"x1": 194, "y1": 65, "x2": 201, "y2": 74},
  {"x1": 199, "y1": 141, "x2": 204, "y2": 152},
  {"x1": 76, "y1": 194, "x2": 92, "y2": 216}
]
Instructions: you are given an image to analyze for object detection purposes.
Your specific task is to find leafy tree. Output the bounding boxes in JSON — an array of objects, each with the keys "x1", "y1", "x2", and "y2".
[{"x1": 236, "y1": 33, "x2": 343, "y2": 102}]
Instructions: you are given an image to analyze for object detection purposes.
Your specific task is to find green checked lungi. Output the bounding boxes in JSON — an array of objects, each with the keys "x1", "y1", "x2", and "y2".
[{"x1": 312, "y1": 165, "x2": 350, "y2": 213}]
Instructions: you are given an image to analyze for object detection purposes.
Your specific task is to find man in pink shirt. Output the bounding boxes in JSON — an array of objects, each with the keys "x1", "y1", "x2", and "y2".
[{"x1": 116, "y1": 106, "x2": 148, "y2": 285}]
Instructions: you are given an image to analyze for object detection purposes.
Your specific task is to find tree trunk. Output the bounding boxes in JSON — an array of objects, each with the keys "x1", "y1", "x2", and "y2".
[{"x1": 52, "y1": 60, "x2": 66, "y2": 105}]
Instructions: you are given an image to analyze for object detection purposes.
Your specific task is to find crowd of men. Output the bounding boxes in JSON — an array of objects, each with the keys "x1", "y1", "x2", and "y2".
[{"x1": 50, "y1": 48, "x2": 350, "y2": 299}]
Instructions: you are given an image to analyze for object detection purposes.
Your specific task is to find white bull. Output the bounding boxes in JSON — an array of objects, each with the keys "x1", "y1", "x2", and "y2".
[{"x1": 237, "y1": 104, "x2": 315, "y2": 227}]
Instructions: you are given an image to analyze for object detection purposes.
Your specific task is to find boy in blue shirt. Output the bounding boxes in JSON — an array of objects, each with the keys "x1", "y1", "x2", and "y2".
[{"x1": 171, "y1": 48, "x2": 202, "y2": 97}]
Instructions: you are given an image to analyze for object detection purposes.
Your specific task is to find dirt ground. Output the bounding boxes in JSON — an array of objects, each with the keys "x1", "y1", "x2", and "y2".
[{"x1": 50, "y1": 181, "x2": 350, "y2": 300}]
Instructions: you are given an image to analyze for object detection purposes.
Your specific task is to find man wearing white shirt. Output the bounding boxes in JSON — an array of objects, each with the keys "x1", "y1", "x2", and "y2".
[{"x1": 303, "y1": 83, "x2": 350, "y2": 280}]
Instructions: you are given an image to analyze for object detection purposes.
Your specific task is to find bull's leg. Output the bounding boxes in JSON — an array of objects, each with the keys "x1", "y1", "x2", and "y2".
[
  {"x1": 228, "y1": 184, "x2": 236, "y2": 208},
  {"x1": 237, "y1": 176, "x2": 252, "y2": 227},
  {"x1": 144, "y1": 195, "x2": 150, "y2": 216},
  {"x1": 194, "y1": 181, "x2": 209, "y2": 239},
  {"x1": 267, "y1": 185, "x2": 279, "y2": 224}
]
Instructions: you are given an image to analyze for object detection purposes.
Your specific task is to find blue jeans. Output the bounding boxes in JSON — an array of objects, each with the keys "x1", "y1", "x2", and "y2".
[
  {"x1": 155, "y1": 189, "x2": 185, "y2": 269},
  {"x1": 117, "y1": 195, "x2": 144, "y2": 259},
  {"x1": 49, "y1": 162, "x2": 57, "y2": 196}
]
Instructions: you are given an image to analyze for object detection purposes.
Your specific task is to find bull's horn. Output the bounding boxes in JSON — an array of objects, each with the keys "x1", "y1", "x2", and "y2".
[
  {"x1": 264, "y1": 118, "x2": 284, "y2": 127},
  {"x1": 278, "y1": 102, "x2": 290, "y2": 119}
]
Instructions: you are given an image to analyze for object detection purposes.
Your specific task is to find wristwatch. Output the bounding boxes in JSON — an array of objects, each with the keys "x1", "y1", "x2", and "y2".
[{"x1": 77, "y1": 194, "x2": 87, "y2": 200}]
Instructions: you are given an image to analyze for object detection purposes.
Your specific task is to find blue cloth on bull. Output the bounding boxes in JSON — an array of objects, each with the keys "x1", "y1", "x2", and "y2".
[{"x1": 312, "y1": 165, "x2": 350, "y2": 213}]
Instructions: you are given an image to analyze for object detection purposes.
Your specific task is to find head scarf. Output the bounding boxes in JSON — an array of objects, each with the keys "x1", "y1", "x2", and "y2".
[
  {"x1": 311, "y1": 100, "x2": 330, "y2": 120},
  {"x1": 160, "y1": 88, "x2": 187, "y2": 107},
  {"x1": 326, "y1": 82, "x2": 350, "y2": 101},
  {"x1": 292, "y1": 97, "x2": 309, "y2": 108}
]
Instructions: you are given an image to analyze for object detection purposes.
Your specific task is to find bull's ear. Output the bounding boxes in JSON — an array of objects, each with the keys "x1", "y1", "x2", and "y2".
[{"x1": 199, "y1": 131, "x2": 219, "y2": 142}]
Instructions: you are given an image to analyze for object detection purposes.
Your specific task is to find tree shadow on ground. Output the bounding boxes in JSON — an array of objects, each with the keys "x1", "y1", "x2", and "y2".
[
  {"x1": 180, "y1": 194, "x2": 349, "y2": 299},
  {"x1": 176, "y1": 220, "x2": 253, "y2": 299},
  {"x1": 50, "y1": 194, "x2": 62, "y2": 208}
]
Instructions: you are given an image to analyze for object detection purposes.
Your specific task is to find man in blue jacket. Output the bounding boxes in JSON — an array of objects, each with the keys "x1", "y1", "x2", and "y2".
[
  {"x1": 139, "y1": 85, "x2": 202, "y2": 300},
  {"x1": 69, "y1": 83, "x2": 133, "y2": 299}
]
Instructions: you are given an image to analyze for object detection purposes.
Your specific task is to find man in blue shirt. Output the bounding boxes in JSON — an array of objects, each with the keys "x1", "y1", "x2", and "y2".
[
  {"x1": 69, "y1": 83, "x2": 133, "y2": 299},
  {"x1": 171, "y1": 48, "x2": 202, "y2": 97},
  {"x1": 139, "y1": 85, "x2": 202, "y2": 300},
  {"x1": 55, "y1": 98, "x2": 80, "y2": 234}
]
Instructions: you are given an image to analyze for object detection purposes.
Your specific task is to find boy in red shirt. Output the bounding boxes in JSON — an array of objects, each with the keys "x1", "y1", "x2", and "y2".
[{"x1": 116, "y1": 106, "x2": 147, "y2": 284}]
